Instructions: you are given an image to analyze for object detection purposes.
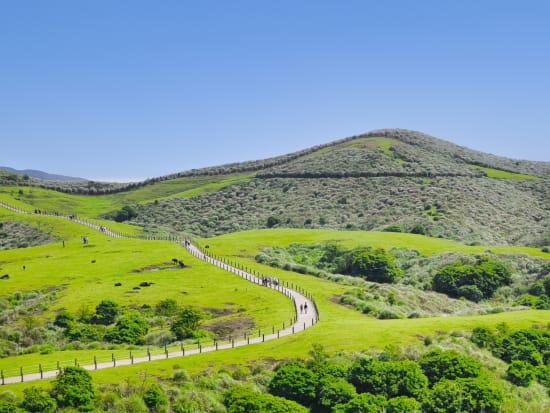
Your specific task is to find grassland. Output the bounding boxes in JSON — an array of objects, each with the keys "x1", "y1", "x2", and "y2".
[
  {"x1": 1, "y1": 216, "x2": 548, "y2": 392},
  {"x1": 467, "y1": 164, "x2": 543, "y2": 181}
]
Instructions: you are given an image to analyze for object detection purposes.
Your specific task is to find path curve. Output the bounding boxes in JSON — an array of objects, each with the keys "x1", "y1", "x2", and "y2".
[{"x1": 0, "y1": 201, "x2": 318, "y2": 385}]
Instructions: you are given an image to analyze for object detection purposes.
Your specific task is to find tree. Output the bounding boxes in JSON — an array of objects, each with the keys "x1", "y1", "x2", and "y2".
[
  {"x1": 419, "y1": 349, "x2": 482, "y2": 385},
  {"x1": 224, "y1": 385, "x2": 307, "y2": 413},
  {"x1": 350, "y1": 248, "x2": 402, "y2": 283},
  {"x1": 424, "y1": 378, "x2": 503, "y2": 413},
  {"x1": 92, "y1": 300, "x2": 119, "y2": 325},
  {"x1": 21, "y1": 386, "x2": 56, "y2": 413},
  {"x1": 268, "y1": 361, "x2": 318, "y2": 407},
  {"x1": 50, "y1": 366, "x2": 96, "y2": 412},
  {"x1": 54, "y1": 310, "x2": 75, "y2": 329},
  {"x1": 349, "y1": 358, "x2": 428, "y2": 399},
  {"x1": 386, "y1": 396, "x2": 422, "y2": 413},
  {"x1": 155, "y1": 298, "x2": 179, "y2": 317},
  {"x1": 171, "y1": 307, "x2": 204, "y2": 340},
  {"x1": 105, "y1": 311, "x2": 149, "y2": 344},
  {"x1": 316, "y1": 377, "x2": 357, "y2": 409},
  {"x1": 333, "y1": 393, "x2": 387, "y2": 413}
]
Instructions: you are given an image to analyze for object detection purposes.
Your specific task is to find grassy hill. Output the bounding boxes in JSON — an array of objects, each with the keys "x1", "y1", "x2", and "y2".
[
  {"x1": 1, "y1": 129, "x2": 548, "y2": 246},
  {"x1": 0, "y1": 139, "x2": 549, "y2": 412}
]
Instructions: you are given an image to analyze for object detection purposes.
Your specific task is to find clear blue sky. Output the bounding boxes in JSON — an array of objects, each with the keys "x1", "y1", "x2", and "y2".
[{"x1": 1, "y1": 1, "x2": 549, "y2": 181}]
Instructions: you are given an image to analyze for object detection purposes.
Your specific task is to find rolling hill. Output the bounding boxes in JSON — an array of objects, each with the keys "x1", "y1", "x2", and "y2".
[
  {"x1": 127, "y1": 129, "x2": 549, "y2": 246},
  {"x1": 1, "y1": 129, "x2": 548, "y2": 247}
]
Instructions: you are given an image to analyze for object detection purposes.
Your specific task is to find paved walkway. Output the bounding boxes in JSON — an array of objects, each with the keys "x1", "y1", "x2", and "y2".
[{"x1": 0, "y1": 201, "x2": 318, "y2": 385}]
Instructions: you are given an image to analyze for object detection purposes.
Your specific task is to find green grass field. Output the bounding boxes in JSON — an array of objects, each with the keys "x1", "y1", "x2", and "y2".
[{"x1": 1, "y1": 212, "x2": 548, "y2": 393}]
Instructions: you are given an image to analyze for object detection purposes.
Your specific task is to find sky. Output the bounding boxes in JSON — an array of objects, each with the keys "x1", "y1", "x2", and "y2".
[{"x1": 1, "y1": 1, "x2": 549, "y2": 182}]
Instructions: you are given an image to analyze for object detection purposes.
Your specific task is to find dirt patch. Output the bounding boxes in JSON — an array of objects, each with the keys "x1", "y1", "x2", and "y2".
[
  {"x1": 202, "y1": 316, "x2": 255, "y2": 340},
  {"x1": 202, "y1": 307, "x2": 236, "y2": 317}
]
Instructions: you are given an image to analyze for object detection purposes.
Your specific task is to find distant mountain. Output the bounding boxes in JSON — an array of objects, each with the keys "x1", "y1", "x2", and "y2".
[{"x1": 0, "y1": 166, "x2": 87, "y2": 182}]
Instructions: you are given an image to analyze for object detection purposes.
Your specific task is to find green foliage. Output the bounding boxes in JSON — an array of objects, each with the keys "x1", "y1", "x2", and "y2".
[
  {"x1": 53, "y1": 310, "x2": 74, "y2": 329},
  {"x1": 348, "y1": 358, "x2": 428, "y2": 399},
  {"x1": 268, "y1": 361, "x2": 318, "y2": 407},
  {"x1": 104, "y1": 311, "x2": 149, "y2": 344},
  {"x1": 155, "y1": 298, "x2": 179, "y2": 317},
  {"x1": 143, "y1": 384, "x2": 167, "y2": 413},
  {"x1": 224, "y1": 385, "x2": 307, "y2": 413},
  {"x1": 333, "y1": 392, "x2": 387, "y2": 413},
  {"x1": 506, "y1": 360, "x2": 536, "y2": 387},
  {"x1": 171, "y1": 307, "x2": 205, "y2": 340},
  {"x1": 316, "y1": 377, "x2": 357, "y2": 409},
  {"x1": 386, "y1": 396, "x2": 422, "y2": 413},
  {"x1": 20, "y1": 386, "x2": 56, "y2": 413},
  {"x1": 349, "y1": 248, "x2": 403, "y2": 283},
  {"x1": 432, "y1": 257, "x2": 511, "y2": 300},
  {"x1": 50, "y1": 366, "x2": 96, "y2": 412},
  {"x1": 423, "y1": 378, "x2": 503, "y2": 413},
  {"x1": 419, "y1": 349, "x2": 482, "y2": 385},
  {"x1": 266, "y1": 215, "x2": 281, "y2": 228},
  {"x1": 92, "y1": 299, "x2": 119, "y2": 325}
]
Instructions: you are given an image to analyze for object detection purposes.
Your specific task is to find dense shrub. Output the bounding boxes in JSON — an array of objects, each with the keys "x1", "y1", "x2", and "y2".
[
  {"x1": 20, "y1": 386, "x2": 56, "y2": 413},
  {"x1": 432, "y1": 257, "x2": 511, "y2": 300},
  {"x1": 50, "y1": 366, "x2": 96, "y2": 412},
  {"x1": 104, "y1": 311, "x2": 149, "y2": 344},
  {"x1": 506, "y1": 360, "x2": 536, "y2": 387},
  {"x1": 419, "y1": 349, "x2": 482, "y2": 385},
  {"x1": 170, "y1": 307, "x2": 205, "y2": 340},
  {"x1": 268, "y1": 361, "x2": 318, "y2": 407},
  {"x1": 348, "y1": 358, "x2": 428, "y2": 399}
]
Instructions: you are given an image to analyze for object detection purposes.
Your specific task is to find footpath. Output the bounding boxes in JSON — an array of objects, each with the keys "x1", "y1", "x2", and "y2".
[{"x1": 0, "y1": 201, "x2": 318, "y2": 385}]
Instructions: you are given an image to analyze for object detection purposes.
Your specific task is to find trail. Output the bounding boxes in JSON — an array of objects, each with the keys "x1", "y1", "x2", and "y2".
[{"x1": 0, "y1": 201, "x2": 318, "y2": 385}]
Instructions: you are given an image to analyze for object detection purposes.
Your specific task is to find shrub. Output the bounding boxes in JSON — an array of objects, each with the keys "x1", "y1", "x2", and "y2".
[
  {"x1": 506, "y1": 360, "x2": 535, "y2": 387},
  {"x1": 268, "y1": 361, "x2": 317, "y2": 406},
  {"x1": 50, "y1": 366, "x2": 95, "y2": 412},
  {"x1": 105, "y1": 312, "x2": 149, "y2": 345},
  {"x1": 419, "y1": 349, "x2": 482, "y2": 385},
  {"x1": 21, "y1": 386, "x2": 56, "y2": 413},
  {"x1": 171, "y1": 307, "x2": 204, "y2": 340},
  {"x1": 142, "y1": 384, "x2": 167, "y2": 413}
]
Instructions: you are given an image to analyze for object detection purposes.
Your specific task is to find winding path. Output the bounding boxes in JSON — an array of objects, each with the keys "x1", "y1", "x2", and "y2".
[{"x1": 0, "y1": 201, "x2": 318, "y2": 385}]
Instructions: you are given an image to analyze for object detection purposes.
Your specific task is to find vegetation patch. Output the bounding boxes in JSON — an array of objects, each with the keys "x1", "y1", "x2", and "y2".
[{"x1": 467, "y1": 164, "x2": 543, "y2": 181}]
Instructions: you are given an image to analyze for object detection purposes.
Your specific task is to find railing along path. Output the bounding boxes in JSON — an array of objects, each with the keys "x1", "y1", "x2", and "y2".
[{"x1": 0, "y1": 201, "x2": 318, "y2": 384}]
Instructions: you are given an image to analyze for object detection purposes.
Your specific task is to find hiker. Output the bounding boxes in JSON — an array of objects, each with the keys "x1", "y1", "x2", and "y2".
[
  {"x1": 304, "y1": 302, "x2": 308, "y2": 314},
  {"x1": 300, "y1": 304, "x2": 303, "y2": 313}
]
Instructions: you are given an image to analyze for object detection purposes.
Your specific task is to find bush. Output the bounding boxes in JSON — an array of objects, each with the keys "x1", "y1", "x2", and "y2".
[
  {"x1": 268, "y1": 361, "x2": 317, "y2": 407},
  {"x1": 91, "y1": 300, "x2": 119, "y2": 325},
  {"x1": 50, "y1": 366, "x2": 96, "y2": 412},
  {"x1": 105, "y1": 312, "x2": 149, "y2": 344},
  {"x1": 432, "y1": 257, "x2": 511, "y2": 300},
  {"x1": 506, "y1": 360, "x2": 536, "y2": 387},
  {"x1": 419, "y1": 349, "x2": 482, "y2": 385},
  {"x1": 142, "y1": 384, "x2": 167, "y2": 413},
  {"x1": 171, "y1": 307, "x2": 205, "y2": 340},
  {"x1": 21, "y1": 386, "x2": 56, "y2": 413}
]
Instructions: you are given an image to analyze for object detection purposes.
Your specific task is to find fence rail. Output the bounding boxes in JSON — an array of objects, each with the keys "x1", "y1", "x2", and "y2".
[{"x1": 0, "y1": 200, "x2": 320, "y2": 385}]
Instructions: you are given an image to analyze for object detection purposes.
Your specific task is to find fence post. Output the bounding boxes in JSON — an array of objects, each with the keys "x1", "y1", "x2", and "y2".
[
  {"x1": 130, "y1": 351, "x2": 134, "y2": 364},
  {"x1": 20, "y1": 367, "x2": 23, "y2": 382},
  {"x1": 112, "y1": 353, "x2": 116, "y2": 367},
  {"x1": 1, "y1": 370, "x2": 4, "y2": 385},
  {"x1": 39, "y1": 364, "x2": 43, "y2": 379},
  {"x1": 147, "y1": 348, "x2": 151, "y2": 361},
  {"x1": 94, "y1": 356, "x2": 97, "y2": 370},
  {"x1": 181, "y1": 343, "x2": 185, "y2": 356}
]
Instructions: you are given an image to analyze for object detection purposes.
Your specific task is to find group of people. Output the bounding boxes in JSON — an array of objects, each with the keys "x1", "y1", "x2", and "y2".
[
  {"x1": 299, "y1": 302, "x2": 309, "y2": 314},
  {"x1": 261, "y1": 275, "x2": 279, "y2": 287}
]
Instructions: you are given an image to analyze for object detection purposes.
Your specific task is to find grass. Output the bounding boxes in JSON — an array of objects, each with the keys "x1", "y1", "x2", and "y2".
[
  {"x1": 1, "y1": 212, "x2": 549, "y2": 395},
  {"x1": 467, "y1": 164, "x2": 542, "y2": 181},
  {"x1": 199, "y1": 228, "x2": 550, "y2": 259},
  {"x1": 0, "y1": 172, "x2": 254, "y2": 219}
]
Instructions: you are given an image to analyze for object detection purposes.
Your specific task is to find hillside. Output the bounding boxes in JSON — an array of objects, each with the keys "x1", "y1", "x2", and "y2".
[
  {"x1": 128, "y1": 129, "x2": 549, "y2": 246},
  {"x1": 1, "y1": 129, "x2": 548, "y2": 246}
]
